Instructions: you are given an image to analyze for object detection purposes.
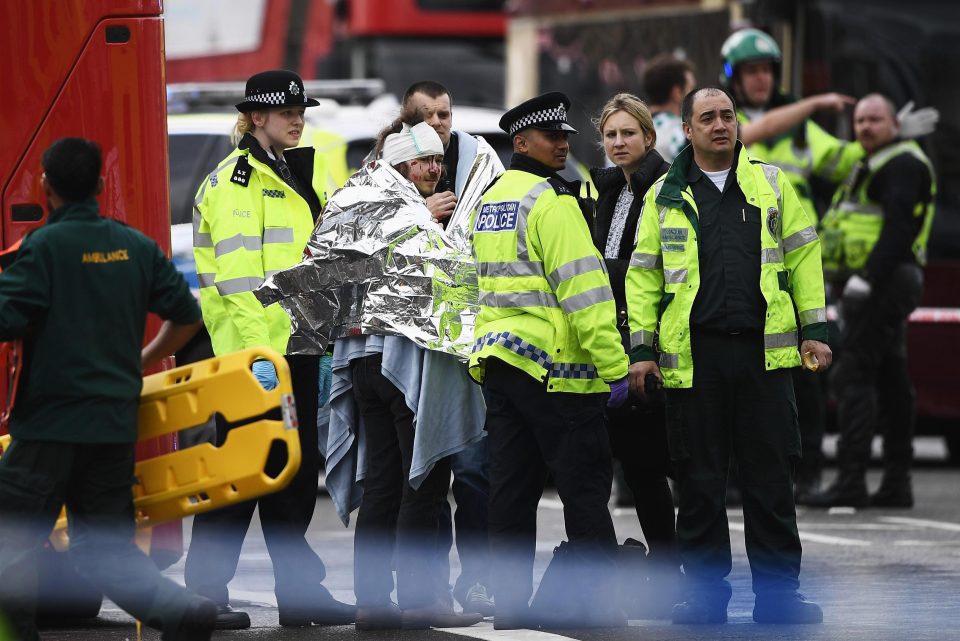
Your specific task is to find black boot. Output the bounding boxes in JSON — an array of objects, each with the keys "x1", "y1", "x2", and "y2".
[
  {"x1": 801, "y1": 474, "x2": 868, "y2": 508},
  {"x1": 870, "y1": 473, "x2": 913, "y2": 508},
  {"x1": 753, "y1": 592, "x2": 823, "y2": 624}
]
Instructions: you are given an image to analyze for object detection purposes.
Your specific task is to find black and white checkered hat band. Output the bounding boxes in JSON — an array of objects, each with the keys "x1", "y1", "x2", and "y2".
[
  {"x1": 246, "y1": 91, "x2": 287, "y2": 106},
  {"x1": 510, "y1": 106, "x2": 567, "y2": 135}
]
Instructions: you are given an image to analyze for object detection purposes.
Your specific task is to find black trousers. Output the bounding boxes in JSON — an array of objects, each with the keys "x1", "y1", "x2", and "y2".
[
  {"x1": 0, "y1": 440, "x2": 198, "y2": 641},
  {"x1": 833, "y1": 263, "x2": 923, "y2": 484},
  {"x1": 184, "y1": 354, "x2": 328, "y2": 612},
  {"x1": 350, "y1": 354, "x2": 452, "y2": 609},
  {"x1": 606, "y1": 400, "x2": 677, "y2": 565},
  {"x1": 666, "y1": 331, "x2": 801, "y2": 602},
  {"x1": 484, "y1": 358, "x2": 618, "y2": 612}
]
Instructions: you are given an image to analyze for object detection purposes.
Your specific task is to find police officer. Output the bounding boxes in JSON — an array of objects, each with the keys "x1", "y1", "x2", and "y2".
[
  {"x1": 468, "y1": 91, "x2": 629, "y2": 630},
  {"x1": 0, "y1": 138, "x2": 213, "y2": 641},
  {"x1": 626, "y1": 88, "x2": 832, "y2": 625},
  {"x1": 807, "y1": 94, "x2": 935, "y2": 509},
  {"x1": 186, "y1": 70, "x2": 354, "y2": 629}
]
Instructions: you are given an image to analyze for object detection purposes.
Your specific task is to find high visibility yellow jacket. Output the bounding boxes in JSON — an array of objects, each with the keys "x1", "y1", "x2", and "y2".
[
  {"x1": 468, "y1": 163, "x2": 628, "y2": 393},
  {"x1": 193, "y1": 138, "x2": 324, "y2": 356},
  {"x1": 625, "y1": 144, "x2": 828, "y2": 389},
  {"x1": 739, "y1": 110, "x2": 863, "y2": 218},
  {"x1": 301, "y1": 125, "x2": 350, "y2": 199},
  {"x1": 820, "y1": 139, "x2": 936, "y2": 275}
]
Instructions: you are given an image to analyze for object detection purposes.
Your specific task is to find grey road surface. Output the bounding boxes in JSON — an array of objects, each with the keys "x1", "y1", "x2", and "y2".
[{"x1": 38, "y1": 439, "x2": 960, "y2": 640}]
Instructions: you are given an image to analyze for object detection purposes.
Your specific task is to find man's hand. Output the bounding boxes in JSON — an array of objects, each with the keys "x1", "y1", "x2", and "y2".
[
  {"x1": 897, "y1": 101, "x2": 940, "y2": 139},
  {"x1": 628, "y1": 361, "x2": 662, "y2": 402},
  {"x1": 810, "y1": 92, "x2": 856, "y2": 113},
  {"x1": 800, "y1": 339, "x2": 832, "y2": 372},
  {"x1": 425, "y1": 191, "x2": 457, "y2": 223}
]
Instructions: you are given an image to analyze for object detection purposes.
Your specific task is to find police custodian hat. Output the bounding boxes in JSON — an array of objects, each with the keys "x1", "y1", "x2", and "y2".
[
  {"x1": 499, "y1": 91, "x2": 579, "y2": 136},
  {"x1": 235, "y1": 69, "x2": 320, "y2": 112}
]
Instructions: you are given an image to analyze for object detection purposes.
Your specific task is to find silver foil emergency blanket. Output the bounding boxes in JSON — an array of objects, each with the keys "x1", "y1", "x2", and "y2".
[{"x1": 254, "y1": 149, "x2": 500, "y2": 359}]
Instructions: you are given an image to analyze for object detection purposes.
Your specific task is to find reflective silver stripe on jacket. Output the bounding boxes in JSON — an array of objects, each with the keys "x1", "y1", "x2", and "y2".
[
  {"x1": 775, "y1": 161, "x2": 810, "y2": 179},
  {"x1": 215, "y1": 276, "x2": 264, "y2": 296},
  {"x1": 838, "y1": 201, "x2": 883, "y2": 215},
  {"x1": 263, "y1": 227, "x2": 295, "y2": 244},
  {"x1": 800, "y1": 307, "x2": 827, "y2": 326},
  {"x1": 477, "y1": 260, "x2": 545, "y2": 279},
  {"x1": 479, "y1": 290, "x2": 559, "y2": 309},
  {"x1": 547, "y1": 256, "x2": 603, "y2": 290},
  {"x1": 783, "y1": 226, "x2": 818, "y2": 253},
  {"x1": 663, "y1": 268, "x2": 688, "y2": 284},
  {"x1": 197, "y1": 272, "x2": 216, "y2": 288},
  {"x1": 516, "y1": 181, "x2": 553, "y2": 259},
  {"x1": 472, "y1": 331, "x2": 552, "y2": 368},
  {"x1": 659, "y1": 352, "x2": 679, "y2": 369},
  {"x1": 559, "y1": 286, "x2": 613, "y2": 315},
  {"x1": 549, "y1": 362, "x2": 599, "y2": 380},
  {"x1": 630, "y1": 329, "x2": 655, "y2": 350},
  {"x1": 214, "y1": 233, "x2": 262, "y2": 258},
  {"x1": 630, "y1": 252, "x2": 662, "y2": 269},
  {"x1": 193, "y1": 209, "x2": 213, "y2": 248},
  {"x1": 265, "y1": 269, "x2": 281, "y2": 279},
  {"x1": 764, "y1": 331, "x2": 797, "y2": 349},
  {"x1": 759, "y1": 164, "x2": 782, "y2": 202},
  {"x1": 761, "y1": 247, "x2": 784, "y2": 264}
]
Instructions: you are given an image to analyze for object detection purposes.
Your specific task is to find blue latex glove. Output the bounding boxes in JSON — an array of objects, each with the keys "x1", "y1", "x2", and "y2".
[
  {"x1": 607, "y1": 376, "x2": 629, "y2": 408},
  {"x1": 318, "y1": 353, "x2": 333, "y2": 408},
  {"x1": 252, "y1": 360, "x2": 278, "y2": 391}
]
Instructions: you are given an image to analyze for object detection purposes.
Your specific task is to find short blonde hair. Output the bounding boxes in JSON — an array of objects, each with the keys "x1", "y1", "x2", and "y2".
[
  {"x1": 594, "y1": 93, "x2": 656, "y2": 147},
  {"x1": 231, "y1": 112, "x2": 256, "y2": 147}
]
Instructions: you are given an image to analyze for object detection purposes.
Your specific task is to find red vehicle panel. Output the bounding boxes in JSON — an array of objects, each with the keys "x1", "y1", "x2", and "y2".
[
  {"x1": 348, "y1": 0, "x2": 505, "y2": 37},
  {"x1": 1, "y1": 0, "x2": 181, "y2": 571}
]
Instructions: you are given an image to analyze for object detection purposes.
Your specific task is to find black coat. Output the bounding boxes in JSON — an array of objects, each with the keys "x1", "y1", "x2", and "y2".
[{"x1": 587, "y1": 150, "x2": 670, "y2": 318}]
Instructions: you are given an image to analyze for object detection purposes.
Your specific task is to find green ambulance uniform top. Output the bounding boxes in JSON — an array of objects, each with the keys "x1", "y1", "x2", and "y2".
[
  {"x1": 469, "y1": 155, "x2": 628, "y2": 393},
  {"x1": 0, "y1": 199, "x2": 200, "y2": 443},
  {"x1": 625, "y1": 143, "x2": 828, "y2": 389}
]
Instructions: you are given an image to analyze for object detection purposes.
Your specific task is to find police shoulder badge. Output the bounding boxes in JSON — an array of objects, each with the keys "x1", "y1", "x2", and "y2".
[
  {"x1": 766, "y1": 207, "x2": 781, "y2": 240},
  {"x1": 231, "y1": 155, "x2": 252, "y2": 187}
]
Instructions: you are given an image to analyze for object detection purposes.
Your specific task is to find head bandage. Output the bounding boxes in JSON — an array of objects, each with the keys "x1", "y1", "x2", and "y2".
[{"x1": 382, "y1": 122, "x2": 444, "y2": 166}]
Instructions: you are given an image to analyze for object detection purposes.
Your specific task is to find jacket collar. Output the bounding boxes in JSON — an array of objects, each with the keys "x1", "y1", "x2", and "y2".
[
  {"x1": 657, "y1": 141, "x2": 747, "y2": 207},
  {"x1": 48, "y1": 198, "x2": 100, "y2": 224},
  {"x1": 590, "y1": 149, "x2": 668, "y2": 195},
  {"x1": 509, "y1": 153, "x2": 560, "y2": 179}
]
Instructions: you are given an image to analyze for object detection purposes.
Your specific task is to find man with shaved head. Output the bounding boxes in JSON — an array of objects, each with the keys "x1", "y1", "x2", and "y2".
[
  {"x1": 808, "y1": 94, "x2": 935, "y2": 509},
  {"x1": 626, "y1": 87, "x2": 832, "y2": 625}
]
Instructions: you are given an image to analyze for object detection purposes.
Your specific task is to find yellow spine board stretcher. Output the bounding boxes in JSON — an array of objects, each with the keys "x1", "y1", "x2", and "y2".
[{"x1": 0, "y1": 347, "x2": 302, "y2": 551}]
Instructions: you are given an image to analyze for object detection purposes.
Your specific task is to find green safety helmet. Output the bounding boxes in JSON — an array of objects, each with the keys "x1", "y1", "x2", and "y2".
[{"x1": 720, "y1": 28, "x2": 781, "y2": 87}]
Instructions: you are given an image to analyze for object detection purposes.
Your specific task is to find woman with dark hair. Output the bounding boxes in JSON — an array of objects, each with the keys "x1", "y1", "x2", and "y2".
[{"x1": 588, "y1": 93, "x2": 678, "y2": 615}]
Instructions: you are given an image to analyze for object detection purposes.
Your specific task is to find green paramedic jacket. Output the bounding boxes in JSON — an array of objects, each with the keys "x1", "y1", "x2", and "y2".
[
  {"x1": 819, "y1": 139, "x2": 936, "y2": 275},
  {"x1": 468, "y1": 167, "x2": 629, "y2": 393},
  {"x1": 738, "y1": 108, "x2": 863, "y2": 218},
  {"x1": 0, "y1": 200, "x2": 200, "y2": 443},
  {"x1": 625, "y1": 143, "x2": 828, "y2": 389},
  {"x1": 193, "y1": 141, "x2": 324, "y2": 356}
]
